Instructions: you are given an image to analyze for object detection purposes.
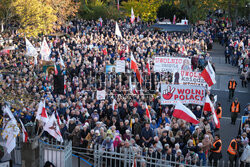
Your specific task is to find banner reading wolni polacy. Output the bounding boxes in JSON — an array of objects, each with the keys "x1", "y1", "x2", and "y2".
[
  {"x1": 173, "y1": 70, "x2": 208, "y2": 87},
  {"x1": 161, "y1": 84, "x2": 205, "y2": 105},
  {"x1": 154, "y1": 57, "x2": 191, "y2": 72}
]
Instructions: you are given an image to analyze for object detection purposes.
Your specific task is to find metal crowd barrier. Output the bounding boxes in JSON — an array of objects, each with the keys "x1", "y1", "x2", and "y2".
[{"x1": 71, "y1": 144, "x2": 249, "y2": 167}]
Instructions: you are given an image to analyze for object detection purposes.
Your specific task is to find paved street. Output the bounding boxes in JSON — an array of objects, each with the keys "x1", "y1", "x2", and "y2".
[{"x1": 210, "y1": 43, "x2": 250, "y2": 162}]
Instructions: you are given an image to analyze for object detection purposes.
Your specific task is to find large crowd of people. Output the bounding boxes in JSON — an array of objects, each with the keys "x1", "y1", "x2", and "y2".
[{"x1": 0, "y1": 17, "x2": 249, "y2": 166}]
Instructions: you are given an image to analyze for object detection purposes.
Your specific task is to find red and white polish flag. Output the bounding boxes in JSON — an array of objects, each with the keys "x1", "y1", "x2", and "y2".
[
  {"x1": 204, "y1": 95, "x2": 220, "y2": 128},
  {"x1": 173, "y1": 15, "x2": 176, "y2": 24},
  {"x1": 201, "y1": 62, "x2": 216, "y2": 87},
  {"x1": 173, "y1": 101, "x2": 199, "y2": 124},
  {"x1": 130, "y1": 53, "x2": 143, "y2": 85},
  {"x1": 132, "y1": 158, "x2": 137, "y2": 167},
  {"x1": 19, "y1": 119, "x2": 28, "y2": 143},
  {"x1": 145, "y1": 103, "x2": 152, "y2": 123},
  {"x1": 36, "y1": 100, "x2": 49, "y2": 123},
  {"x1": 146, "y1": 60, "x2": 150, "y2": 75}
]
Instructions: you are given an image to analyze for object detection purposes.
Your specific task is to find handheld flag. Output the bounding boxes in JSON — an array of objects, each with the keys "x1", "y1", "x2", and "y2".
[
  {"x1": 54, "y1": 63, "x2": 58, "y2": 75},
  {"x1": 173, "y1": 101, "x2": 199, "y2": 124},
  {"x1": 115, "y1": 22, "x2": 122, "y2": 38},
  {"x1": 131, "y1": 8, "x2": 135, "y2": 24},
  {"x1": 19, "y1": 119, "x2": 28, "y2": 143},
  {"x1": 146, "y1": 60, "x2": 150, "y2": 75},
  {"x1": 204, "y1": 95, "x2": 220, "y2": 128},
  {"x1": 36, "y1": 101, "x2": 49, "y2": 123},
  {"x1": 2, "y1": 120, "x2": 20, "y2": 153},
  {"x1": 117, "y1": 0, "x2": 119, "y2": 11},
  {"x1": 25, "y1": 38, "x2": 38, "y2": 57},
  {"x1": 201, "y1": 62, "x2": 216, "y2": 87},
  {"x1": 173, "y1": 15, "x2": 176, "y2": 24},
  {"x1": 112, "y1": 98, "x2": 117, "y2": 111},
  {"x1": 55, "y1": 111, "x2": 62, "y2": 126},
  {"x1": 3, "y1": 106, "x2": 15, "y2": 121},
  {"x1": 145, "y1": 103, "x2": 152, "y2": 123},
  {"x1": 58, "y1": 52, "x2": 65, "y2": 67},
  {"x1": 40, "y1": 37, "x2": 51, "y2": 61},
  {"x1": 44, "y1": 113, "x2": 63, "y2": 142},
  {"x1": 130, "y1": 53, "x2": 143, "y2": 85}
]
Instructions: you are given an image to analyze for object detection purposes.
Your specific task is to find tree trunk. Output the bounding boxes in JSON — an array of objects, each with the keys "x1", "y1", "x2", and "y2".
[{"x1": 1, "y1": 21, "x2": 3, "y2": 32}]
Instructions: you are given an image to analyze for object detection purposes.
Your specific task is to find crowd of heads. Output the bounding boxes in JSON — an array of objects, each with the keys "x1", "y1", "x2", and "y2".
[{"x1": 0, "y1": 17, "x2": 249, "y2": 165}]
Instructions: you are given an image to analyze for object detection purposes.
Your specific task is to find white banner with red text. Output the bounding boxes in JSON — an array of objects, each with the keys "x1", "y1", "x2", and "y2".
[
  {"x1": 161, "y1": 84, "x2": 206, "y2": 105},
  {"x1": 172, "y1": 70, "x2": 208, "y2": 87},
  {"x1": 154, "y1": 57, "x2": 192, "y2": 73}
]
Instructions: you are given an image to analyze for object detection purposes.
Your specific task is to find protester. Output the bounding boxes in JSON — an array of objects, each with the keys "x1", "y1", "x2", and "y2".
[{"x1": 0, "y1": 17, "x2": 249, "y2": 167}]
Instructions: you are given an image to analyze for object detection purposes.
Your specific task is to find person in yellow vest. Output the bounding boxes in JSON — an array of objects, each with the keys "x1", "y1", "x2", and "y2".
[
  {"x1": 227, "y1": 136, "x2": 241, "y2": 167},
  {"x1": 228, "y1": 78, "x2": 237, "y2": 101},
  {"x1": 209, "y1": 134, "x2": 222, "y2": 166},
  {"x1": 216, "y1": 102, "x2": 222, "y2": 119},
  {"x1": 230, "y1": 98, "x2": 241, "y2": 125}
]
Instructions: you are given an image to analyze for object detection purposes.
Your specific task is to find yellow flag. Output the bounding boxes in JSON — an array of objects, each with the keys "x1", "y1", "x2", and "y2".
[{"x1": 130, "y1": 119, "x2": 133, "y2": 130}]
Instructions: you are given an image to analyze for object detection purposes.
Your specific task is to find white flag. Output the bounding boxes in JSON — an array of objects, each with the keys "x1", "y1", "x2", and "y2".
[
  {"x1": 58, "y1": 52, "x2": 65, "y2": 67},
  {"x1": 2, "y1": 120, "x2": 20, "y2": 153},
  {"x1": 25, "y1": 38, "x2": 38, "y2": 57},
  {"x1": 40, "y1": 37, "x2": 51, "y2": 61},
  {"x1": 3, "y1": 106, "x2": 16, "y2": 122},
  {"x1": 34, "y1": 55, "x2": 38, "y2": 65},
  {"x1": 115, "y1": 22, "x2": 122, "y2": 38},
  {"x1": 6, "y1": 134, "x2": 16, "y2": 153},
  {"x1": 131, "y1": 8, "x2": 135, "y2": 24},
  {"x1": 44, "y1": 113, "x2": 63, "y2": 142},
  {"x1": 63, "y1": 42, "x2": 67, "y2": 54}
]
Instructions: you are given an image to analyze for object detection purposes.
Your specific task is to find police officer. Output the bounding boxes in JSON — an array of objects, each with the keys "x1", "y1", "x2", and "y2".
[
  {"x1": 227, "y1": 136, "x2": 241, "y2": 167},
  {"x1": 228, "y1": 78, "x2": 237, "y2": 101},
  {"x1": 230, "y1": 98, "x2": 240, "y2": 125},
  {"x1": 216, "y1": 102, "x2": 222, "y2": 119},
  {"x1": 209, "y1": 134, "x2": 222, "y2": 166}
]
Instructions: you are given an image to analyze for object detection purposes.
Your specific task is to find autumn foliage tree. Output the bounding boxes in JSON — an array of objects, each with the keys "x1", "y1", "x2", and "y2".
[
  {"x1": 121, "y1": 0, "x2": 162, "y2": 22},
  {"x1": 45, "y1": 0, "x2": 79, "y2": 28},
  {"x1": 11, "y1": 0, "x2": 79, "y2": 37},
  {"x1": 12, "y1": 0, "x2": 57, "y2": 37}
]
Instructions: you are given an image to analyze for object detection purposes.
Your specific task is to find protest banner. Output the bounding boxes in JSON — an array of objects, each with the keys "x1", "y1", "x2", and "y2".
[
  {"x1": 106, "y1": 65, "x2": 116, "y2": 73},
  {"x1": 173, "y1": 70, "x2": 208, "y2": 87},
  {"x1": 154, "y1": 57, "x2": 191, "y2": 72},
  {"x1": 241, "y1": 116, "x2": 248, "y2": 129},
  {"x1": 161, "y1": 84, "x2": 206, "y2": 105},
  {"x1": 116, "y1": 60, "x2": 125, "y2": 73},
  {"x1": 97, "y1": 90, "x2": 106, "y2": 100}
]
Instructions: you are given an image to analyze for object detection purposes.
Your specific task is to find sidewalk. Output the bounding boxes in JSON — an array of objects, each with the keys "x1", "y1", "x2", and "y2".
[{"x1": 210, "y1": 43, "x2": 249, "y2": 93}]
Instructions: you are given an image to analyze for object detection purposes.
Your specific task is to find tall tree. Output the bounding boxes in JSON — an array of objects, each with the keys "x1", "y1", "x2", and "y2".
[
  {"x1": 122, "y1": 0, "x2": 162, "y2": 22},
  {"x1": 178, "y1": 0, "x2": 219, "y2": 23},
  {"x1": 12, "y1": 0, "x2": 57, "y2": 37},
  {"x1": 45, "y1": 0, "x2": 79, "y2": 28},
  {"x1": 0, "y1": 0, "x2": 15, "y2": 31}
]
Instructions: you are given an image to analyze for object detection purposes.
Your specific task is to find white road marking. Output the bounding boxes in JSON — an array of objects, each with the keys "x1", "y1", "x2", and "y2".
[
  {"x1": 221, "y1": 117, "x2": 241, "y2": 120},
  {"x1": 212, "y1": 89, "x2": 248, "y2": 93}
]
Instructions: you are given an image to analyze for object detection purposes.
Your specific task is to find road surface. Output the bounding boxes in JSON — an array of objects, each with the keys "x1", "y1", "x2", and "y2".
[{"x1": 210, "y1": 43, "x2": 250, "y2": 162}]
